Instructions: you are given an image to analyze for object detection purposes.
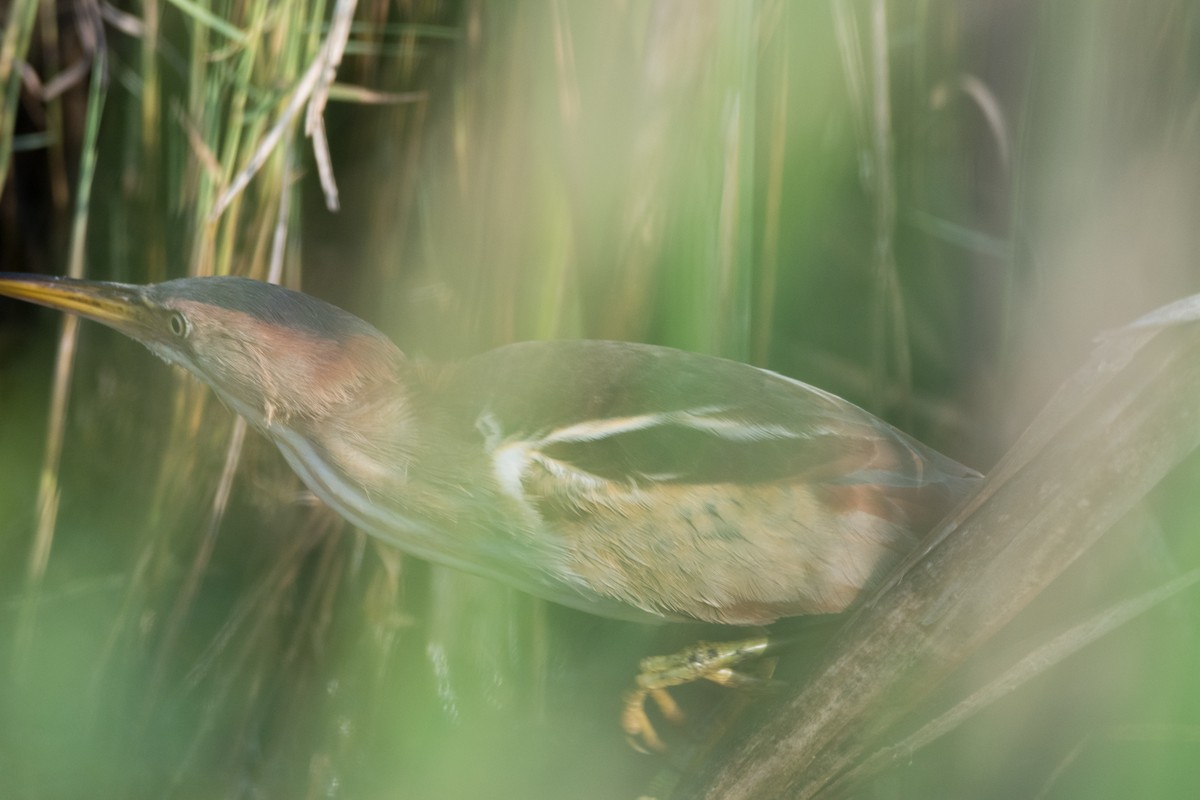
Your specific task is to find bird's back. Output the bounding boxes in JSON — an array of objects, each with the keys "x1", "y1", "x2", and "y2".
[{"x1": 436, "y1": 341, "x2": 979, "y2": 624}]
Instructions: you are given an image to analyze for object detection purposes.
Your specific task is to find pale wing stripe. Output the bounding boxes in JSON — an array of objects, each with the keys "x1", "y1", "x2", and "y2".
[
  {"x1": 530, "y1": 451, "x2": 608, "y2": 488},
  {"x1": 540, "y1": 412, "x2": 673, "y2": 443},
  {"x1": 486, "y1": 400, "x2": 827, "y2": 506},
  {"x1": 493, "y1": 438, "x2": 612, "y2": 499},
  {"x1": 539, "y1": 405, "x2": 807, "y2": 445},
  {"x1": 492, "y1": 440, "x2": 534, "y2": 501},
  {"x1": 482, "y1": 409, "x2": 624, "y2": 504}
]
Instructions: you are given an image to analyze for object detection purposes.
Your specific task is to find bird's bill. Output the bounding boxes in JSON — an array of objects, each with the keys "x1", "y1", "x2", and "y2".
[{"x1": 0, "y1": 273, "x2": 152, "y2": 338}]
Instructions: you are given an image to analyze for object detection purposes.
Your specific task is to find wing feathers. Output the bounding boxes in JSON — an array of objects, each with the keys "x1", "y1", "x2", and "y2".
[{"x1": 435, "y1": 340, "x2": 978, "y2": 623}]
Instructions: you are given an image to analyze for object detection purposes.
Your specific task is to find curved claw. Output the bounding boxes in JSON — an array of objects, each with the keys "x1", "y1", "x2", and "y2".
[{"x1": 622, "y1": 686, "x2": 687, "y2": 753}]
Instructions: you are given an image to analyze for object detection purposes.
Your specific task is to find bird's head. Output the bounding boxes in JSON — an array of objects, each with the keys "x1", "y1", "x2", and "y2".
[{"x1": 0, "y1": 274, "x2": 405, "y2": 430}]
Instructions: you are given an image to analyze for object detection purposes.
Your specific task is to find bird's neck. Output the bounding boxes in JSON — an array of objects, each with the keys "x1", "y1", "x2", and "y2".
[
  {"x1": 292, "y1": 355, "x2": 426, "y2": 488},
  {"x1": 266, "y1": 364, "x2": 432, "y2": 520},
  {"x1": 266, "y1": 369, "x2": 546, "y2": 583}
]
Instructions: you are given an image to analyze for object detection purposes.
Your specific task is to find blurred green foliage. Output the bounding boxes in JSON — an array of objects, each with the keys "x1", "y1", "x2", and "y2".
[{"x1": 2, "y1": 0, "x2": 1200, "y2": 797}]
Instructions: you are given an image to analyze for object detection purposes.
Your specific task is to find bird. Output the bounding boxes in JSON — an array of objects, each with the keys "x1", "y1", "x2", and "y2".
[{"x1": 0, "y1": 272, "x2": 980, "y2": 746}]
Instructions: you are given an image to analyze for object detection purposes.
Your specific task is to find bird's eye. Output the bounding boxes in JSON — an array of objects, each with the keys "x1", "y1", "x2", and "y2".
[{"x1": 168, "y1": 311, "x2": 189, "y2": 338}]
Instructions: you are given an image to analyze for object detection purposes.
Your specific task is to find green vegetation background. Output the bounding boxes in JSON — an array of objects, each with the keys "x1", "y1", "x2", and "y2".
[{"x1": 2, "y1": 1, "x2": 1200, "y2": 797}]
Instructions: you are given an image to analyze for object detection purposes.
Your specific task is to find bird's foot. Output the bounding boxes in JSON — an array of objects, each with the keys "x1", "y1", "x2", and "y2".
[{"x1": 621, "y1": 636, "x2": 772, "y2": 753}]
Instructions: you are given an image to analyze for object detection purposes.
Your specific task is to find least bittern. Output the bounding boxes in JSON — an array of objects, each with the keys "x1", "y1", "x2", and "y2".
[{"x1": 0, "y1": 273, "x2": 979, "y2": 749}]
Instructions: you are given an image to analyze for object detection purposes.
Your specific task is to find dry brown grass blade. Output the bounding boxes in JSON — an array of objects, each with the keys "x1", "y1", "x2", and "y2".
[
  {"x1": 148, "y1": 417, "x2": 247, "y2": 700},
  {"x1": 0, "y1": 0, "x2": 39, "y2": 189},
  {"x1": 12, "y1": 315, "x2": 79, "y2": 673},
  {"x1": 682, "y1": 302, "x2": 1200, "y2": 799},
  {"x1": 209, "y1": 0, "x2": 358, "y2": 221},
  {"x1": 13, "y1": 43, "x2": 107, "y2": 673},
  {"x1": 150, "y1": 142, "x2": 295, "y2": 700}
]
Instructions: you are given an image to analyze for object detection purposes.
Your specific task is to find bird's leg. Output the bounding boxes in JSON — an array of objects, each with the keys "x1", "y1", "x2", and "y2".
[{"x1": 622, "y1": 635, "x2": 773, "y2": 753}]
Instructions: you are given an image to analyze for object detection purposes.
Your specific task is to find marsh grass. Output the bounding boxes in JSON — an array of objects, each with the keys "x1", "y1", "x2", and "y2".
[{"x1": 2, "y1": 1, "x2": 1200, "y2": 798}]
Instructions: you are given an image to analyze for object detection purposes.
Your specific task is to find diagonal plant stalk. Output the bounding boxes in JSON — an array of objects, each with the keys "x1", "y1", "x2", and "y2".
[
  {"x1": 684, "y1": 299, "x2": 1200, "y2": 799},
  {"x1": 830, "y1": 565, "x2": 1200, "y2": 796}
]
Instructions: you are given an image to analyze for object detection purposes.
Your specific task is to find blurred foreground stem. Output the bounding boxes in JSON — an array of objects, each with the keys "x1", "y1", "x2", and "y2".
[{"x1": 686, "y1": 300, "x2": 1200, "y2": 798}]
